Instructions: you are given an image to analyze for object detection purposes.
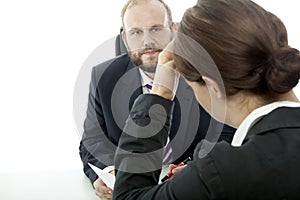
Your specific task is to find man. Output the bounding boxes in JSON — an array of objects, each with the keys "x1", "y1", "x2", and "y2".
[{"x1": 79, "y1": 0, "x2": 235, "y2": 199}]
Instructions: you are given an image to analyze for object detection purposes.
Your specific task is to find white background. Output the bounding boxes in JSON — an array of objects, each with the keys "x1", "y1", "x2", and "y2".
[{"x1": 0, "y1": 0, "x2": 299, "y2": 172}]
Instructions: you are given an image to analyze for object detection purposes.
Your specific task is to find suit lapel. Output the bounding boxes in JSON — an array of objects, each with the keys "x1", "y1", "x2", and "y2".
[
  {"x1": 123, "y1": 62, "x2": 142, "y2": 110},
  {"x1": 170, "y1": 78, "x2": 199, "y2": 160},
  {"x1": 110, "y1": 61, "x2": 142, "y2": 131}
]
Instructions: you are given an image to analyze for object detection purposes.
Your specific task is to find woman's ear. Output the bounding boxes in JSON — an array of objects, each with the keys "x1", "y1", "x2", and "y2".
[
  {"x1": 171, "y1": 23, "x2": 177, "y2": 40},
  {"x1": 202, "y1": 76, "x2": 225, "y2": 100},
  {"x1": 171, "y1": 22, "x2": 177, "y2": 31}
]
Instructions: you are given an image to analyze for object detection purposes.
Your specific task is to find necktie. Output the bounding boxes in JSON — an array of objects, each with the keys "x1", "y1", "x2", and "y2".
[
  {"x1": 145, "y1": 83, "x2": 152, "y2": 90},
  {"x1": 163, "y1": 138, "x2": 173, "y2": 164}
]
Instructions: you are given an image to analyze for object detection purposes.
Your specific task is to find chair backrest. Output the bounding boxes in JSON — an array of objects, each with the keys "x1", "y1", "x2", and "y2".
[{"x1": 115, "y1": 27, "x2": 127, "y2": 56}]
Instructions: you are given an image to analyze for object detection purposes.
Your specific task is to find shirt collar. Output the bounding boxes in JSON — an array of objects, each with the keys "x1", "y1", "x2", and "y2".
[{"x1": 139, "y1": 68, "x2": 153, "y2": 86}]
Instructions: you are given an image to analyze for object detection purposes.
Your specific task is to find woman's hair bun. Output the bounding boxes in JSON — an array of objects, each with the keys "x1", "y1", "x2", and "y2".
[{"x1": 265, "y1": 47, "x2": 300, "y2": 94}]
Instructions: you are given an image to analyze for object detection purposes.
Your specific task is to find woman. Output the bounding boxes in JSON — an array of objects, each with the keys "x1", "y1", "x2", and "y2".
[{"x1": 113, "y1": 0, "x2": 300, "y2": 199}]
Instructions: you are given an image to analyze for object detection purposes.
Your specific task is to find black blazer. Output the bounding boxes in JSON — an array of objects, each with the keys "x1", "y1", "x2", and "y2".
[
  {"x1": 114, "y1": 94, "x2": 300, "y2": 199},
  {"x1": 79, "y1": 54, "x2": 235, "y2": 183}
]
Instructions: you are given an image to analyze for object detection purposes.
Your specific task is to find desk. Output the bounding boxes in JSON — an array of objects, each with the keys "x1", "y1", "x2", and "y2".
[
  {"x1": 0, "y1": 166, "x2": 170, "y2": 200},
  {"x1": 0, "y1": 169, "x2": 99, "y2": 200}
]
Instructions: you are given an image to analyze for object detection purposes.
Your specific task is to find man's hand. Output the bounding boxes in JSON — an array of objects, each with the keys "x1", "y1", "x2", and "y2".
[{"x1": 93, "y1": 178, "x2": 113, "y2": 200}]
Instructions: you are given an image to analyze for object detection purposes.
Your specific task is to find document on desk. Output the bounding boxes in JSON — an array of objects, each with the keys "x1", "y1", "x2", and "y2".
[{"x1": 88, "y1": 163, "x2": 115, "y2": 189}]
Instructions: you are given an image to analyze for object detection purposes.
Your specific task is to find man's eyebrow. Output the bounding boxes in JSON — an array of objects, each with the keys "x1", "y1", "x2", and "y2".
[
  {"x1": 128, "y1": 27, "x2": 142, "y2": 31},
  {"x1": 150, "y1": 24, "x2": 165, "y2": 28},
  {"x1": 128, "y1": 24, "x2": 166, "y2": 30}
]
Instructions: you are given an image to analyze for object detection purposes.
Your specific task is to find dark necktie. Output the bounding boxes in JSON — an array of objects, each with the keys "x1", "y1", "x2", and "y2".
[{"x1": 145, "y1": 83, "x2": 152, "y2": 90}]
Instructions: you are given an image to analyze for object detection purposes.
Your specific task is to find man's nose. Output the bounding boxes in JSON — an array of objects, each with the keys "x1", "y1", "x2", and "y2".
[{"x1": 142, "y1": 31, "x2": 155, "y2": 47}]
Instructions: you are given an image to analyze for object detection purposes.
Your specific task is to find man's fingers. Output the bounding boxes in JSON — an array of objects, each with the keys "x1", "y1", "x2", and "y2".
[
  {"x1": 94, "y1": 178, "x2": 113, "y2": 199},
  {"x1": 101, "y1": 190, "x2": 112, "y2": 200},
  {"x1": 95, "y1": 185, "x2": 112, "y2": 199}
]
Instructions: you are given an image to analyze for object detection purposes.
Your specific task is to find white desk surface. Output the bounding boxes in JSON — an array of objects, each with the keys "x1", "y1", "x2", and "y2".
[
  {"x1": 0, "y1": 166, "x2": 169, "y2": 200},
  {"x1": 0, "y1": 169, "x2": 99, "y2": 200}
]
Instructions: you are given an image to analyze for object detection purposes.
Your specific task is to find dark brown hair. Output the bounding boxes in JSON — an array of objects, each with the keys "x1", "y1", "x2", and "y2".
[
  {"x1": 121, "y1": 0, "x2": 173, "y2": 30},
  {"x1": 174, "y1": 0, "x2": 300, "y2": 96}
]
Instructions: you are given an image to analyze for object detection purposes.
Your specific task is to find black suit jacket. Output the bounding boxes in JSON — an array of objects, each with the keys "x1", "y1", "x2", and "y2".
[
  {"x1": 79, "y1": 54, "x2": 235, "y2": 183},
  {"x1": 114, "y1": 94, "x2": 300, "y2": 199}
]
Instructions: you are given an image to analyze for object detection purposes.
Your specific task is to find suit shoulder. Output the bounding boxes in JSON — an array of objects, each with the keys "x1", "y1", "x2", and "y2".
[
  {"x1": 90, "y1": 54, "x2": 133, "y2": 89},
  {"x1": 92, "y1": 54, "x2": 131, "y2": 75}
]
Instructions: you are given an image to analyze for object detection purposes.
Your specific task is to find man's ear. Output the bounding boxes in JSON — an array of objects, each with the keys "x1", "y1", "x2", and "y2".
[
  {"x1": 202, "y1": 76, "x2": 224, "y2": 100},
  {"x1": 121, "y1": 31, "x2": 129, "y2": 50}
]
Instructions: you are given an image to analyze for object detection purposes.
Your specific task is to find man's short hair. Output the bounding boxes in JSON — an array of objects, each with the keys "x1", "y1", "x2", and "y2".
[{"x1": 121, "y1": 0, "x2": 173, "y2": 30}]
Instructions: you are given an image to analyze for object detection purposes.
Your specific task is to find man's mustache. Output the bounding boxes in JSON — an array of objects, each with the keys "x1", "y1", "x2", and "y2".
[{"x1": 138, "y1": 48, "x2": 163, "y2": 55}]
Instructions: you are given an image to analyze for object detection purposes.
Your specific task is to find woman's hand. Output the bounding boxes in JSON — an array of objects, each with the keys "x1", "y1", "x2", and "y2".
[
  {"x1": 169, "y1": 163, "x2": 186, "y2": 177},
  {"x1": 151, "y1": 42, "x2": 180, "y2": 100}
]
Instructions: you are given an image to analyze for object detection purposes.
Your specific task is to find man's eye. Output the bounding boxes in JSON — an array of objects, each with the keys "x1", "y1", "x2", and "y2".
[
  {"x1": 130, "y1": 30, "x2": 142, "y2": 35},
  {"x1": 151, "y1": 27, "x2": 162, "y2": 32}
]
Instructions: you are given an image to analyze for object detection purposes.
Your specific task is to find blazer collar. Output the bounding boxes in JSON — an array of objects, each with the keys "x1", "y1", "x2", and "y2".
[
  {"x1": 248, "y1": 106, "x2": 300, "y2": 136},
  {"x1": 118, "y1": 60, "x2": 142, "y2": 110},
  {"x1": 232, "y1": 101, "x2": 300, "y2": 146}
]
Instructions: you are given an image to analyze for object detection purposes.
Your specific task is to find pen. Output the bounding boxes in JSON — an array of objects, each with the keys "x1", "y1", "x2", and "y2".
[{"x1": 161, "y1": 157, "x2": 191, "y2": 182}]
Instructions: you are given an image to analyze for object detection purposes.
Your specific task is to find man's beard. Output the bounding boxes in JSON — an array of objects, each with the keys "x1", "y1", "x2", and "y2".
[{"x1": 129, "y1": 48, "x2": 163, "y2": 73}]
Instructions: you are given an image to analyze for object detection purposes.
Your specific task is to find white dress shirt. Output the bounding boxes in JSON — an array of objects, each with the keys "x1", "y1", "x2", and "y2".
[{"x1": 139, "y1": 68, "x2": 153, "y2": 94}]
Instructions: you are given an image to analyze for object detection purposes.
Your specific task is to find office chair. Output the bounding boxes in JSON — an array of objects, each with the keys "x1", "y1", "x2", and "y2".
[{"x1": 115, "y1": 27, "x2": 127, "y2": 56}]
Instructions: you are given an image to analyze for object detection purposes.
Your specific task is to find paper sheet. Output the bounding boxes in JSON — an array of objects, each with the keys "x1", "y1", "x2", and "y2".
[{"x1": 88, "y1": 163, "x2": 115, "y2": 189}]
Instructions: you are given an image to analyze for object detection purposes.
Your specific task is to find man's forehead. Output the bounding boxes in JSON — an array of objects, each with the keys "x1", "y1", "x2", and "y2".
[{"x1": 123, "y1": 1, "x2": 168, "y2": 30}]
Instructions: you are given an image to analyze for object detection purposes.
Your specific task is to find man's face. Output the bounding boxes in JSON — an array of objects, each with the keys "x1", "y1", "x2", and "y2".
[{"x1": 123, "y1": 1, "x2": 173, "y2": 73}]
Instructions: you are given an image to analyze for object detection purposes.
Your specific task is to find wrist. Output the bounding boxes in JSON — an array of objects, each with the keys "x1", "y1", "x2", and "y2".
[{"x1": 151, "y1": 84, "x2": 174, "y2": 100}]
